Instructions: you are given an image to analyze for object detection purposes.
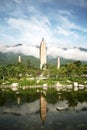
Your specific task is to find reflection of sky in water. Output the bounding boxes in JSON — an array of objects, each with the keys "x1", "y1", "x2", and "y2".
[
  {"x1": 76, "y1": 102, "x2": 87, "y2": 111},
  {"x1": 48, "y1": 100, "x2": 68, "y2": 112},
  {"x1": 0, "y1": 99, "x2": 87, "y2": 114},
  {"x1": 0, "y1": 100, "x2": 40, "y2": 114}
]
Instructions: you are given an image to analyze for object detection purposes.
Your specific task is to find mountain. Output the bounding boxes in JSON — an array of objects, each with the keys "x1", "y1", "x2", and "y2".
[
  {"x1": 0, "y1": 51, "x2": 86, "y2": 68},
  {"x1": 0, "y1": 52, "x2": 40, "y2": 67},
  {"x1": 14, "y1": 44, "x2": 22, "y2": 47},
  {"x1": 47, "y1": 56, "x2": 74, "y2": 65},
  {"x1": 79, "y1": 47, "x2": 87, "y2": 52}
]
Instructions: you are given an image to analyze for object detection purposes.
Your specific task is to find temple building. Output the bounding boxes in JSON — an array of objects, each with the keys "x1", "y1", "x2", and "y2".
[
  {"x1": 40, "y1": 38, "x2": 46, "y2": 69},
  {"x1": 57, "y1": 56, "x2": 60, "y2": 69}
]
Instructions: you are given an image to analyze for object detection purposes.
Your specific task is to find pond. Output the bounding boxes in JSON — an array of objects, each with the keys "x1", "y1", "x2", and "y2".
[{"x1": 0, "y1": 88, "x2": 87, "y2": 130}]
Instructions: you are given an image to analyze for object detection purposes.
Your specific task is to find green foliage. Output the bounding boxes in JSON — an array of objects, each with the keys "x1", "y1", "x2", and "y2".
[
  {"x1": 0, "y1": 52, "x2": 39, "y2": 68},
  {"x1": 74, "y1": 60, "x2": 81, "y2": 67},
  {"x1": 0, "y1": 58, "x2": 86, "y2": 85},
  {"x1": 19, "y1": 79, "x2": 37, "y2": 86}
]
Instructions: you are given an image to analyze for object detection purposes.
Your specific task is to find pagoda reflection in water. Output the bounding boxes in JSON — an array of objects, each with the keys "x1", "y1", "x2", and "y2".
[
  {"x1": 17, "y1": 96, "x2": 21, "y2": 105},
  {"x1": 40, "y1": 95, "x2": 47, "y2": 125}
]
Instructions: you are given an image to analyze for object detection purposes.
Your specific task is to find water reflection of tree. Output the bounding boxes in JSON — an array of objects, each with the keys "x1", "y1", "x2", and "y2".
[
  {"x1": 20, "y1": 93, "x2": 40, "y2": 103},
  {"x1": 0, "y1": 88, "x2": 41, "y2": 106},
  {"x1": 17, "y1": 88, "x2": 41, "y2": 103},
  {"x1": 61, "y1": 91, "x2": 87, "y2": 109},
  {"x1": 0, "y1": 90, "x2": 6, "y2": 106},
  {"x1": 77, "y1": 91, "x2": 87, "y2": 103},
  {"x1": 0, "y1": 88, "x2": 87, "y2": 108},
  {"x1": 65, "y1": 91, "x2": 78, "y2": 109},
  {"x1": 46, "y1": 88, "x2": 58, "y2": 104},
  {"x1": 0, "y1": 88, "x2": 18, "y2": 106}
]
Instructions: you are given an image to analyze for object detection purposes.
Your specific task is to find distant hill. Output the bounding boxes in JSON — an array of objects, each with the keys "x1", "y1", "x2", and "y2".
[
  {"x1": 79, "y1": 47, "x2": 87, "y2": 52},
  {"x1": 0, "y1": 52, "x2": 86, "y2": 68},
  {"x1": 47, "y1": 56, "x2": 75, "y2": 66},
  {"x1": 0, "y1": 52, "x2": 40, "y2": 67}
]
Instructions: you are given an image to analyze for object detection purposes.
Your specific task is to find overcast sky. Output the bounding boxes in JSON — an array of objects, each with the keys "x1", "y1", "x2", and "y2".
[{"x1": 0, "y1": 0, "x2": 87, "y2": 47}]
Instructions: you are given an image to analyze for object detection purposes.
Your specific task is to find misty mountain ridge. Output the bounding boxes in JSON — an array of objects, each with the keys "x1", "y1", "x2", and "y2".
[
  {"x1": 0, "y1": 51, "x2": 86, "y2": 67},
  {"x1": 0, "y1": 43, "x2": 87, "y2": 67}
]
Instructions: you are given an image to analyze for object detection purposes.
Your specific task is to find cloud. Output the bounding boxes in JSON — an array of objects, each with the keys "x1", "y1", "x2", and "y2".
[
  {"x1": 52, "y1": 12, "x2": 87, "y2": 46},
  {"x1": 6, "y1": 12, "x2": 80, "y2": 46},
  {"x1": 58, "y1": 10, "x2": 74, "y2": 18},
  {"x1": 57, "y1": 27, "x2": 71, "y2": 37},
  {"x1": 7, "y1": 16, "x2": 54, "y2": 45},
  {"x1": 0, "y1": 43, "x2": 39, "y2": 58},
  {"x1": 13, "y1": 0, "x2": 22, "y2": 4},
  {"x1": 0, "y1": 43, "x2": 87, "y2": 61},
  {"x1": 0, "y1": 0, "x2": 87, "y2": 49},
  {"x1": 47, "y1": 46, "x2": 87, "y2": 61},
  {"x1": 56, "y1": 13, "x2": 87, "y2": 35},
  {"x1": 68, "y1": 0, "x2": 87, "y2": 7},
  {"x1": 2, "y1": 9, "x2": 86, "y2": 49}
]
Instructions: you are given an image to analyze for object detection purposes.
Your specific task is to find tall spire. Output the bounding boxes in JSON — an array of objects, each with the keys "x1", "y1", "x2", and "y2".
[
  {"x1": 57, "y1": 56, "x2": 60, "y2": 69},
  {"x1": 42, "y1": 37, "x2": 44, "y2": 41},
  {"x1": 40, "y1": 38, "x2": 46, "y2": 69}
]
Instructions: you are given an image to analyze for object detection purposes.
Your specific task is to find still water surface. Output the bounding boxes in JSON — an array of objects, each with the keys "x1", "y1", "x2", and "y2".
[{"x1": 0, "y1": 90, "x2": 87, "y2": 130}]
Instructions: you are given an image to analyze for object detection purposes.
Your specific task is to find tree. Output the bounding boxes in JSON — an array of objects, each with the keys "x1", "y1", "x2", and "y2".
[
  {"x1": 74, "y1": 60, "x2": 81, "y2": 67},
  {"x1": 65, "y1": 62, "x2": 77, "y2": 76},
  {"x1": 0, "y1": 66, "x2": 8, "y2": 81},
  {"x1": 27, "y1": 59, "x2": 32, "y2": 69}
]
